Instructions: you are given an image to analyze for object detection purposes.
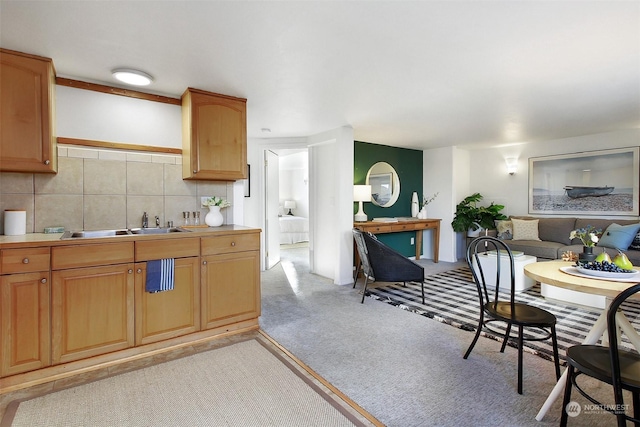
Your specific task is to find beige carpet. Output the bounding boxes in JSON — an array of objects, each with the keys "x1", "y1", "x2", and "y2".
[{"x1": 3, "y1": 334, "x2": 377, "y2": 427}]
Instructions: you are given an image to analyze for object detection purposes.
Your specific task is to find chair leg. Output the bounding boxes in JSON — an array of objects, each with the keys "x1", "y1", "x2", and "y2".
[
  {"x1": 464, "y1": 311, "x2": 484, "y2": 360},
  {"x1": 500, "y1": 322, "x2": 513, "y2": 353},
  {"x1": 517, "y1": 324, "x2": 524, "y2": 395},
  {"x1": 560, "y1": 365, "x2": 575, "y2": 427},
  {"x1": 421, "y1": 280, "x2": 425, "y2": 305},
  {"x1": 352, "y1": 260, "x2": 361, "y2": 288},
  {"x1": 361, "y1": 275, "x2": 370, "y2": 304},
  {"x1": 551, "y1": 325, "x2": 561, "y2": 380},
  {"x1": 633, "y1": 392, "x2": 640, "y2": 427}
]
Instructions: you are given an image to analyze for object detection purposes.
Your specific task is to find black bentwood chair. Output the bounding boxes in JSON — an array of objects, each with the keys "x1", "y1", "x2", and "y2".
[
  {"x1": 464, "y1": 236, "x2": 560, "y2": 394},
  {"x1": 352, "y1": 229, "x2": 426, "y2": 304},
  {"x1": 560, "y1": 283, "x2": 640, "y2": 427}
]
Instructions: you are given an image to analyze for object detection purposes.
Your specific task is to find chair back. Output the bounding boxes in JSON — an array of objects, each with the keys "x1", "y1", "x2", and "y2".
[
  {"x1": 352, "y1": 228, "x2": 374, "y2": 281},
  {"x1": 362, "y1": 231, "x2": 424, "y2": 283},
  {"x1": 607, "y1": 283, "x2": 640, "y2": 406},
  {"x1": 466, "y1": 236, "x2": 517, "y2": 309}
]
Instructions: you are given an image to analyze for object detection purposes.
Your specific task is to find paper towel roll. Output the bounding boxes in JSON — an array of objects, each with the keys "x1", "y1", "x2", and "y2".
[{"x1": 4, "y1": 210, "x2": 26, "y2": 236}]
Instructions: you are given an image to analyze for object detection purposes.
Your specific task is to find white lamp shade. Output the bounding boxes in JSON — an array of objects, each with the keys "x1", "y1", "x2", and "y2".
[
  {"x1": 284, "y1": 200, "x2": 296, "y2": 209},
  {"x1": 353, "y1": 185, "x2": 372, "y2": 202},
  {"x1": 353, "y1": 185, "x2": 371, "y2": 222}
]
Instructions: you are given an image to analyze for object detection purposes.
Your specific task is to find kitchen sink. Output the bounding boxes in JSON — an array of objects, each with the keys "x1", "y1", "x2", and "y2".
[
  {"x1": 61, "y1": 229, "x2": 132, "y2": 239},
  {"x1": 61, "y1": 227, "x2": 189, "y2": 239},
  {"x1": 129, "y1": 227, "x2": 188, "y2": 235}
]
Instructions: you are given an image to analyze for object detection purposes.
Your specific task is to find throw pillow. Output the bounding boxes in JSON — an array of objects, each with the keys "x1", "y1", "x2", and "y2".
[
  {"x1": 511, "y1": 218, "x2": 540, "y2": 241},
  {"x1": 495, "y1": 220, "x2": 513, "y2": 240},
  {"x1": 597, "y1": 223, "x2": 640, "y2": 250},
  {"x1": 630, "y1": 231, "x2": 640, "y2": 250}
]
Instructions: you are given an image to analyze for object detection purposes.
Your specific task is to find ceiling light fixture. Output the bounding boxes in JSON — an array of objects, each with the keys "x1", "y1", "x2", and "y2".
[{"x1": 111, "y1": 68, "x2": 153, "y2": 86}]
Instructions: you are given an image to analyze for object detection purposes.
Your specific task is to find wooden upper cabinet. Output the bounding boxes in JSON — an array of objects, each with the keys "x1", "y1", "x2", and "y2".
[
  {"x1": 0, "y1": 49, "x2": 56, "y2": 173},
  {"x1": 182, "y1": 88, "x2": 247, "y2": 181}
]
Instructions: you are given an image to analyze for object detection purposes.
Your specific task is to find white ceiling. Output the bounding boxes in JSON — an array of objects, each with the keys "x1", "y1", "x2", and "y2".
[{"x1": 1, "y1": 1, "x2": 638, "y2": 150}]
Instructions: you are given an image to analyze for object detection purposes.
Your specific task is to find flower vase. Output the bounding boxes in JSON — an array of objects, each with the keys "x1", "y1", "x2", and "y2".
[
  {"x1": 205, "y1": 206, "x2": 224, "y2": 227},
  {"x1": 418, "y1": 206, "x2": 427, "y2": 219},
  {"x1": 411, "y1": 192, "x2": 419, "y2": 217},
  {"x1": 578, "y1": 246, "x2": 597, "y2": 263}
]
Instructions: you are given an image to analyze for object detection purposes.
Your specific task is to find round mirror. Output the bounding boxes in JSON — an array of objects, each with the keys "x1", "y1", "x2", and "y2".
[{"x1": 366, "y1": 162, "x2": 400, "y2": 207}]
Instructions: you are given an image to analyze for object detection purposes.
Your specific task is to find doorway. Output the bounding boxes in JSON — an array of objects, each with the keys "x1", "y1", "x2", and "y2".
[{"x1": 268, "y1": 148, "x2": 309, "y2": 269}]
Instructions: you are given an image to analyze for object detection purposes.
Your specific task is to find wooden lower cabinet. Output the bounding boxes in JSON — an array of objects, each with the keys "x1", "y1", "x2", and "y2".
[
  {"x1": 51, "y1": 264, "x2": 135, "y2": 364},
  {"x1": 134, "y1": 257, "x2": 200, "y2": 345},
  {"x1": 1, "y1": 272, "x2": 50, "y2": 376},
  {"x1": 201, "y1": 250, "x2": 260, "y2": 330}
]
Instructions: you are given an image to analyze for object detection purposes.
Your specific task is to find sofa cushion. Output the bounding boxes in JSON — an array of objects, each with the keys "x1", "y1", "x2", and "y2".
[
  {"x1": 572, "y1": 218, "x2": 639, "y2": 245},
  {"x1": 537, "y1": 218, "x2": 576, "y2": 245},
  {"x1": 505, "y1": 240, "x2": 563, "y2": 259},
  {"x1": 511, "y1": 218, "x2": 540, "y2": 240},
  {"x1": 630, "y1": 232, "x2": 640, "y2": 250},
  {"x1": 496, "y1": 220, "x2": 513, "y2": 240},
  {"x1": 597, "y1": 223, "x2": 640, "y2": 250}
]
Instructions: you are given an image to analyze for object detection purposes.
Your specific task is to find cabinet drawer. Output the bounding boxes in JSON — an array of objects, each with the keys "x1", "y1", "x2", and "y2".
[
  {"x1": 135, "y1": 237, "x2": 200, "y2": 261},
  {"x1": 1, "y1": 247, "x2": 50, "y2": 274},
  {"x1": 201, "y1": 233, "x2": 259, "y2": 256},
  {"x1": 52, "y1": 242, "x2": 134, "y2": 270},
  {"x1": 363, "y1": 225, "x2": 393, "y2": 233},
  {"x1": 390, "y1": 223, "x2": 415, "y2": 232}
]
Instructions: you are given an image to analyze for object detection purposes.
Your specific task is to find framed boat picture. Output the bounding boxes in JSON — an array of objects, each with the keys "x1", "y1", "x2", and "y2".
[{"x1": 529, "y1": 147, "x2": 639, "y2": 216}]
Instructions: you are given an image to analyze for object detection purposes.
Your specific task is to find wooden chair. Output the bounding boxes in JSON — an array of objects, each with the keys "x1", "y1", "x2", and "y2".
[
  {"x1": 464, "y1": 236, "x2": 560, "y2": 394},
  {"x1": 560, "y1": 283, "x2": 640, "y2": 426}
]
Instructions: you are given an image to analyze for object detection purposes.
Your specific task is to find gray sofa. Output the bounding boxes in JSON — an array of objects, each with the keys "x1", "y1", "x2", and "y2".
[{"x1": 497, "y1": 216, "x2": 640, "y2": 265}]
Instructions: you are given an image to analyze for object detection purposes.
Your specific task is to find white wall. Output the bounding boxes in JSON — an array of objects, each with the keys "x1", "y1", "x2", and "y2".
[
  {"x1": 428, "y1": 128, "x2": 640, "y2": 261},
  {"x1": 307, "y1": 126, "x2": 354, "y2": 285},
  {"x1": 423, "y1": 146, "x2": 471, "y2": 262},
  {"x1": 56, "y1": 85, "x2": 181, "y2": 148},
  {"x1": 467, "y1": 129, "x2": 640, "y2": 219}
]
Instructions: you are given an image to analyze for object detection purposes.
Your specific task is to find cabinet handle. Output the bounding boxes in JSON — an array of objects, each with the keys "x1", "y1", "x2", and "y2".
[
  {"x1": 22, "y1": 258, "x2": 29, "y2": 264},
  {"x1": 128, "y1": 269, "x2": 133, "y2": 274},
  {"x1": 231, "y1": 242, "x2": 236, "y2": 246},
  {"x1": 137, "y1": 268, "x2": 142, "y2": 274},
  {"x1": 44, "y1": 160, "x2": 50, "y2": 165},
  {"x1": 41, "y1": 278, "x2": 47, "y2": 284},
  {"x1": 193, "y1": 170, "x2": 197, "y2": 174},
  {"x1": 202, "y1": 261, "x2": 207, "y2": 265}
]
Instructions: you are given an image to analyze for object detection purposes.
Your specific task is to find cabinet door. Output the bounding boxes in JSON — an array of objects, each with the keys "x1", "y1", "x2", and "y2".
[
  {"x1": 201, "y1": 250, "x2": 260, "y2": 330},
  {"x1": 1, "y1": 272, "x2": 50, "y2": 377},
  {"x1": 182, "y1": 88, "x2": 247, "y2": 181},
  {"x1": 0, "y1": 49, "x2": 56, "y2": 173},
  {"x1": 51, "y1": 264, "x2": 134, "y2": 364},
  {"x1": 134, "y1": 257, "x2": 200, "y2": 345}
]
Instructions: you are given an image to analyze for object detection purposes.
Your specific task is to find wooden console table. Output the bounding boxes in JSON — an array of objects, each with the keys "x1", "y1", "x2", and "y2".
[{"x1": 354, "y1": 218, "x2": 441, "y2": 262}]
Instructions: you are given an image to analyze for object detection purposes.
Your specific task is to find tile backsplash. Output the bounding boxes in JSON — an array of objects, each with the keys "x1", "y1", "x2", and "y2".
[{"x1": 0, "y1": 145, "x2": 234, "y2": 234}]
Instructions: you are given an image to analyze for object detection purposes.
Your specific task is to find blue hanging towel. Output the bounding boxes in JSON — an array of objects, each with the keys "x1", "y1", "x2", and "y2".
[{"x1": 146, "y1": 259, "x2": 175, "y2": 293}]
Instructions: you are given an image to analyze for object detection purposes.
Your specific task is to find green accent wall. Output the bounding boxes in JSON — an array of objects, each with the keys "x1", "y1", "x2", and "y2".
[{"x1": 354, "y1": 141, "x2": 423, "y2": 257}]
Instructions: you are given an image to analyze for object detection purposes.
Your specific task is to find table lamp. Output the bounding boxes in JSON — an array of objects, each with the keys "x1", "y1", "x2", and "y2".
[
  {"x1": 354, "y1": 185, "x2": 372, "y2": 222},
  {"x1": 284, "y1": 200, "x2": 296, "y2": 215}
]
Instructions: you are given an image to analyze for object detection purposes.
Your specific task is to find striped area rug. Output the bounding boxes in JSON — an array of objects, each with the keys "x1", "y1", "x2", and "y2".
[{"x1": 366, "y1": 267, "x2": 640, "y2": 363}]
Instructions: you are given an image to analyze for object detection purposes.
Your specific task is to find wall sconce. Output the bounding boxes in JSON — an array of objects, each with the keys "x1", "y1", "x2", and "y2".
[
  {"x1": 505, "y1": 157, "x2": 518, "y2": 175},
  {"x1": 353, "y1": 185, "x2": 372, "y2": 222},
  {"x1": 284, "y1": 200, "x2": 296, "y2": 216}
]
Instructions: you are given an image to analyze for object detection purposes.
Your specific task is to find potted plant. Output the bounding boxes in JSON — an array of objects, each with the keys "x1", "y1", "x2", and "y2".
[{"x1": 451, "y1": 193, "x2": 507, "y2": 236}]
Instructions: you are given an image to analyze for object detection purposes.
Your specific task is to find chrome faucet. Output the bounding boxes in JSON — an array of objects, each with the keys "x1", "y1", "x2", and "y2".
[{"x1": 142, "y1": 212, "x2": 148, "y2": 228}]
